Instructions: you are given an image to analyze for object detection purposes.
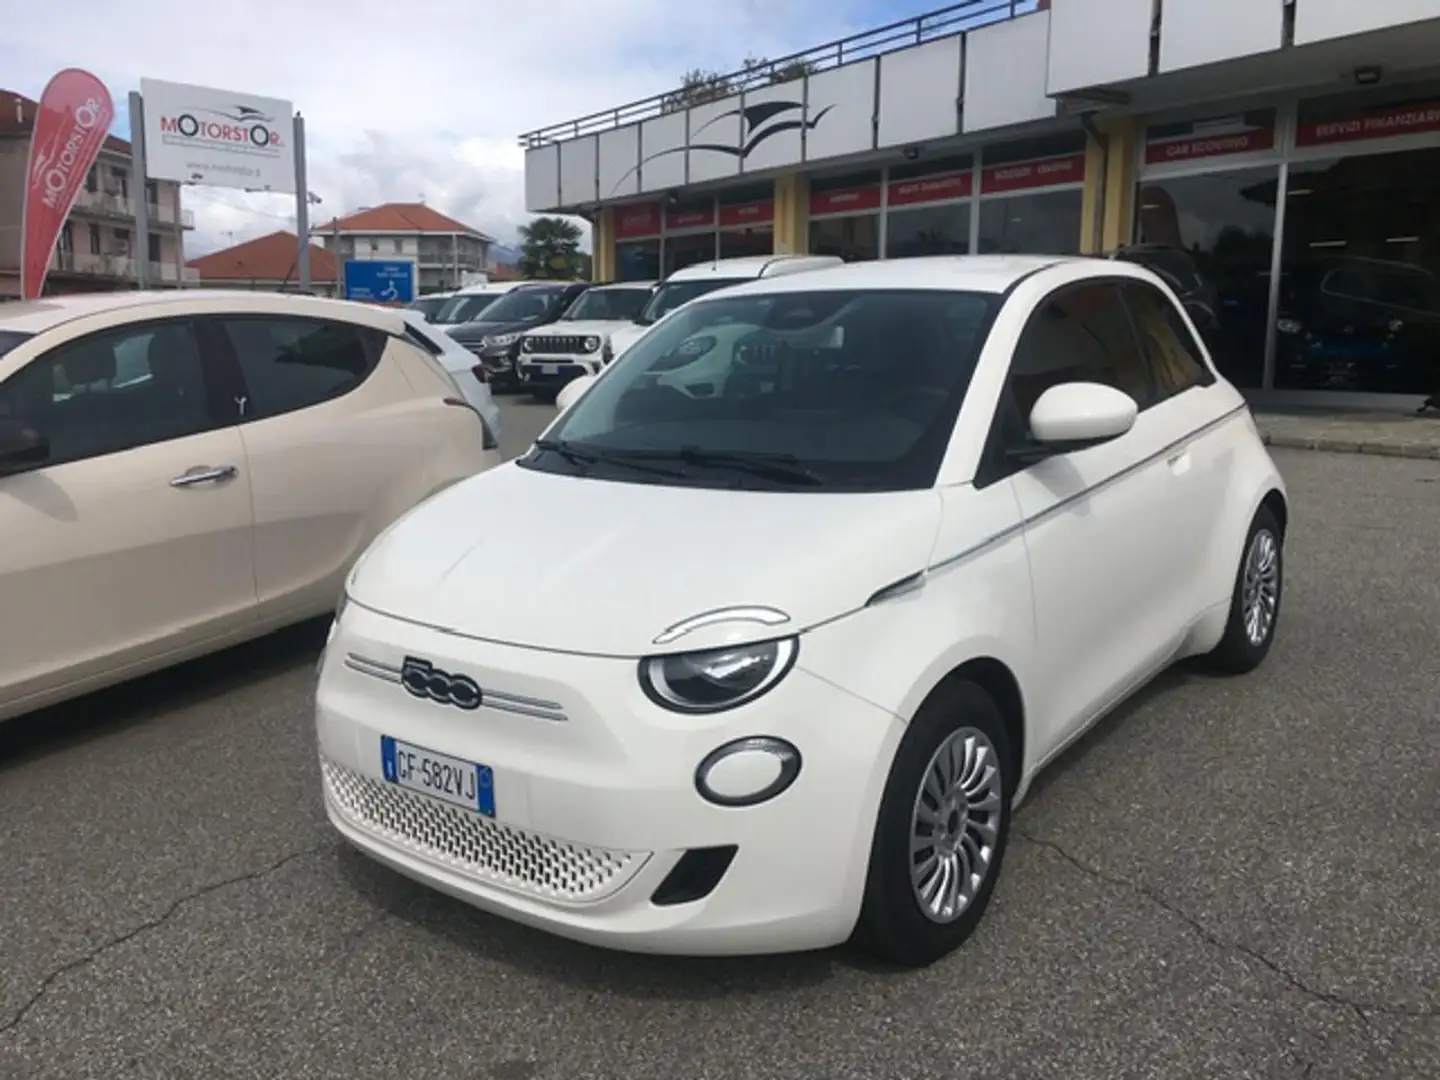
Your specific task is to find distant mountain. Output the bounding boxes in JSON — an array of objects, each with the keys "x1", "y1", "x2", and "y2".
[{"x1": 490, "y1": 243, "x2": 522, "y2": 267}]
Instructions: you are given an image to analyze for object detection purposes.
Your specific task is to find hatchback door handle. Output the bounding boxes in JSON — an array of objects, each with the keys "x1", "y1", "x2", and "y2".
[{"x1": 170, "y1": 465, "x2": 238, "y2": 488}]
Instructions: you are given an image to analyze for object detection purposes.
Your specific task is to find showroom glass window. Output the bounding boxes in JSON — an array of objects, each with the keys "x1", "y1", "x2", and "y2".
[
  {"x1": 1278, "y1": 88, "x2": 1440, "y2": 396},
  {"x1": 613, "y1": 202, "x2": 662, "y2": 282},
  {"x1": 885, "y1": 154, "x2": 973, "y2": 259},
  {"x1": 719, "y1": 185, "x2": 775, "y2": 260},
  {"x1": 662, "y1": 198, "x2": 717, "y2": 276},
  {"x1": 809, "y1": 170, "x2": 881, "y2": 261},
  {"x1": 1134, "y1": 110, "x2": 1279, "y2": 390},
  {"x1": 976, "y1": 133, "x2": 1085, "y2": 257}
]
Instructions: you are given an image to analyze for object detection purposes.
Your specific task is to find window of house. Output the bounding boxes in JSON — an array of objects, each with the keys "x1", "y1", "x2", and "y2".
[
  {"x1": 88, "y1": 224, "x2": 101, "y2": 255},
  {"x1": 393, "y1": 238, "x2": 403, "y2": 253},
  {"x1": 219, "y1": 317, "x2": 385, "y2": 421}
]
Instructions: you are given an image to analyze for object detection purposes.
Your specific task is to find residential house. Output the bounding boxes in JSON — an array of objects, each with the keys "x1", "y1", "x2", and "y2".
[
  {"x1": 310, "y1": 202, "x2": 495, "y2": 295},
  {"x1": 186, "y1": 230, "x2": 339, "y2": 296}
]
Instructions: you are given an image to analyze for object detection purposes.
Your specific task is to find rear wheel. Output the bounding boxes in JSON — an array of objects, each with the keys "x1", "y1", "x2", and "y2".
[
  {"x1": 853, "y1": 679, "x2": 1013, "y2": 968},
  {"x1": 1205, "y1": 504, "x2": 1283, "y2": 674}
]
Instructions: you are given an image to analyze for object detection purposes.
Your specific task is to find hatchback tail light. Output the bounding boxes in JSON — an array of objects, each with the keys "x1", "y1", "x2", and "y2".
[{"x1": 471, "y1": 363, "x2": 488, "y2": 384}]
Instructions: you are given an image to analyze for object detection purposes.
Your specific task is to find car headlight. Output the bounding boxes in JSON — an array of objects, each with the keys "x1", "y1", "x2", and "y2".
[
  {"x1": 1276, "y1": 318, "x2": 1303, "y2": 335},
  {"x1": 583, "y1": 336, "x2": 601, "y2": 353},
  {"x1": 484, "y1": 332, "x2": 520, "y2": 348},
  {"x1": 522, "y1": 337, "x2": 538, "y2": 352},
  {"x1": 639, "y1": 637, "x2": 798, "y2": 714}
]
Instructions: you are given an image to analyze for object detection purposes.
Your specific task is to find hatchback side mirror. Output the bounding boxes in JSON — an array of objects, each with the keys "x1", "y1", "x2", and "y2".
[
  {"x1": 1008, "y1": 382, "x2": 1137, "y2": 464},
  {"x1": 0, "y1": 416, "x2": 49, "y2": 475}
]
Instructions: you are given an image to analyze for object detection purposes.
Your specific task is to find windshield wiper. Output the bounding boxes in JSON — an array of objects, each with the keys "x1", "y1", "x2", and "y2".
[
  {"x1": 606, "y1": 446, "x2": 825, "y2": 486},
  {"x1": 532, "y1": 438, "x2": 686, "y2": 479}
]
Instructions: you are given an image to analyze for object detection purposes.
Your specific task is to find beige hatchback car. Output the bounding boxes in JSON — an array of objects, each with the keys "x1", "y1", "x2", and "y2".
[{"x1": 0, "y1": 289, "x2": 499, "y2": 722}]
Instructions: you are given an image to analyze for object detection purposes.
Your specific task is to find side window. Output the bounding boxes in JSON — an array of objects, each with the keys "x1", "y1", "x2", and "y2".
[
  {"x1": 0, "y1": 320, "x2": 213, "y2": 468},
  {"x1": 1006, "y1": 282, "x2": 1154, "y2": 419},
  {"x1": 1121, "y1": 283, "x2": 1214, "y2": 401},
  {"x1": 219, "y1": 316, "x2": 384, "y2": 421}
]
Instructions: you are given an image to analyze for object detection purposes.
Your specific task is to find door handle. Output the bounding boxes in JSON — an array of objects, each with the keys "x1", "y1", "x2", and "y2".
[{"x1": 170, "y1": 465, "x2": 238, "y2": 488}]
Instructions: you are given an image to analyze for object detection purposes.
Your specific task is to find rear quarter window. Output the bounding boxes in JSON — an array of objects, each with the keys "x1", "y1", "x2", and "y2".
[{"x1": 218, "y1": 315, "x2": 387, "y2": 421}]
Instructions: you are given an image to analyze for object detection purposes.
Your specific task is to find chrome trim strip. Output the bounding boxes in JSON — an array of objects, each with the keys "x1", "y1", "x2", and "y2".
[
  {"x1": 344, "y1": 653, "x2": 567, "y2": 721},
  {"x1": 652, "y1": 605, "x2": 792, "y2": 647},
  {"x1": 925, "y1": 404, "x2": 1249, "y2": 579}
]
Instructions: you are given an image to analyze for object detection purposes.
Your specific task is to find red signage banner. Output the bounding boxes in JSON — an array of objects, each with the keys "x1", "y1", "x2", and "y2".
[
  {"x1": 887, "y1": 170, "x2": 974, "y2": 207},
  {"x1": 1145, "y1": 126, "x2": 1275, "y2": 164},
  {"x1": 809, "y1": 184, "x2": 882, "y2": 216},
  {"x1": 719, "y1": 199, "x2": 775, "y2": 228},
  {"x1": 665, "y1": 206, "x2": 714, "y2": 230},
  {"x1": 613, "y1": 201, "x2": 661, "y2": 240},
  {"x1": 1296, "y1": 100, "x2": 1440, "y2": 147},
  {"x1": 21, "y1": 69, "x2": 115, "y2": 299},
  {"x1": 980, "y1": 153, "x2": 1085, "y2": 195}
]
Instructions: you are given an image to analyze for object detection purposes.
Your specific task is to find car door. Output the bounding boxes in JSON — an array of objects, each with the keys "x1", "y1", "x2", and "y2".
[
  {"x1": 208, "y1": 312, "x2": 442, "y2": 616},
  {"x1": 0, "y1": 317, "x2": 255, "y2": 707},
  {"x1": 980, "y1": 280, "x2": 1201, "y2": 751}
]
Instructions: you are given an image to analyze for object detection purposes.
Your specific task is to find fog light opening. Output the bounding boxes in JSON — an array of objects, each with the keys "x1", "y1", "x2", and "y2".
[{"x1": 694, "y1": 737, "x2": 802, "y2": 808}]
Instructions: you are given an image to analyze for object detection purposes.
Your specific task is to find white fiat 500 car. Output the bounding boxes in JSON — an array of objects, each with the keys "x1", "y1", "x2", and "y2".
[
  {"x1": 0, "y1": 290, "x2": 499, "y2": 723},
  {"x1": 316, "y1": 255, "x2": 1288, "y2": 966}
]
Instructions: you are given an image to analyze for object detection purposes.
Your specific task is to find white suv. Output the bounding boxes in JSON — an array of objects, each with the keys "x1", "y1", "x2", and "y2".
[
  {"x1": 604, "y1": 255, "x2": 843, "y2": 363},
  {"x1": 515, "y1": 281, "x2": 656, "y2": 398}
]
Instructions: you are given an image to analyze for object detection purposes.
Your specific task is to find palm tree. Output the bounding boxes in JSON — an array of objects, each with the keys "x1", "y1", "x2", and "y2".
[{"x1": 518, "y1": 217, "x2": 585, "y2": 280}]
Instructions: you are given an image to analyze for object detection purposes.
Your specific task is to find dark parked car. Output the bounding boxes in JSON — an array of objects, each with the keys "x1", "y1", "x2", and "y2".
[{"x1": 446, "y1": 282, "x2": 591, "y2": 393}]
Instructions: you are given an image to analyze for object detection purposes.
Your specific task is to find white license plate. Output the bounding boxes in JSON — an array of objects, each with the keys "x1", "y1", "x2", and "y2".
[
  {"x1": 541, "y1": 364, "x2": 557, "y2": 376},
  {"x1": 380, "y1": 735, "x2": 495, "y2": 817}
]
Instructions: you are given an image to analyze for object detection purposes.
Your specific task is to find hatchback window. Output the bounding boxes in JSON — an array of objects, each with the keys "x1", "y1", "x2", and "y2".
[
  {"x1": 219, "y1": 316, "x2": 383, "y2": 421},
  {"x1": 561, "y1": 287, "x2": 651, "y2": 322},
  {"x1": 531, "y1": 289, "x2": 998, "y2": 492},
  {"x1": 637, "y1": 279, "x2": 748, "y2": 325},
  {"x1": 0, "y1": 320, "x2": 213, "y2": 468},
  {"x1": 1121, "y1": 283, "x2": 1212, "y2": 401},
  {"x1": 433, "y1": 293, "x2": 502, "y2": 324},
  {"x1": 478, "y1": 289, "x2": 566, "y2": 323},
  {"x1": 0, "y1": 329, "x2": 32, "y2": 360}
]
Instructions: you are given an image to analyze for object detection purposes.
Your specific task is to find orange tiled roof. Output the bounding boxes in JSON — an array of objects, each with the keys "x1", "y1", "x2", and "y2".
[
  {"x1": 311, "y1": 201, "x2": 495, "y2": 242},
  {"x1": 0, "y1": 88, "x2": 132, "y2": 155},
  {"x1": 187, "y1": 230, "x2": 338, "y2": 283}
]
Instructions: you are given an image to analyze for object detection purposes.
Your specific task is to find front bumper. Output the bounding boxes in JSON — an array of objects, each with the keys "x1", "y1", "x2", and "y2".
[
  {"x1": 517, "y1": 355, "x2": 598, "y2": 390},
  {"x1": 461, "y1": 343, "x2": 521, "y2": 388},
  {"x1": 316, "y1": 601, "x2": 905, "y2": 956}
]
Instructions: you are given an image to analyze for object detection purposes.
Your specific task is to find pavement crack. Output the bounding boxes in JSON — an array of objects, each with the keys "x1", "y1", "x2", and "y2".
[
  {"x1": 0, "y1": 842, "x2": 333, "y2": 1039},
  {"x1": 1013, "y1": 829, "x2": 1437, "y2": 1026}
]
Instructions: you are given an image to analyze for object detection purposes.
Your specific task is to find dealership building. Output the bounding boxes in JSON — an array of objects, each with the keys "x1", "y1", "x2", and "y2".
[{"x1": 520, "y1": 0, "x2": 1440, "y2": 409}]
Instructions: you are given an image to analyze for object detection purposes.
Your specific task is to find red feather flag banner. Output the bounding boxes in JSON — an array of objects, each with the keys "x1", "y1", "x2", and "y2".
[{"x1": 20, "y1": 69, "x2": 116, "y2": 299}]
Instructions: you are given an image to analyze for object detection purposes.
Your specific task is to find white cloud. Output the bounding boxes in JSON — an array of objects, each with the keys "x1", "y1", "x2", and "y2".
[{"x1": 3, "y1": 0, "x2": 899, "y2": 257}]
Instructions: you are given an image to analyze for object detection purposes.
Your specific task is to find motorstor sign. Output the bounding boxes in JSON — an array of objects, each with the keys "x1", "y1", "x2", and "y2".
[
  {"x1": 21, "y1": 69, "x2": 114, "y2": 300},
  {"x1": 140, "y1": 78, "x2": 296, "y2": 193}
]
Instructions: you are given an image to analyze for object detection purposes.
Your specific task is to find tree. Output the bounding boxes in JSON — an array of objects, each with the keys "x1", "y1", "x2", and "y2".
[
  {"x1": 658, "y1": 56, "x2": 818, "y2": 113},
  {"x1": 518, "y1": 216, "x2": 586, "y2": 280}
]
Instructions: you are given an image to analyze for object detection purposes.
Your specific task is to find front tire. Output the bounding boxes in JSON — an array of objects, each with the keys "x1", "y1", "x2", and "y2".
[
  {"x1": 1205, "y1": 504, "x2": 1284, "y2": 674},
  {"x1": 853, "y1": 679, "x2": 1013, "y2": 968}
]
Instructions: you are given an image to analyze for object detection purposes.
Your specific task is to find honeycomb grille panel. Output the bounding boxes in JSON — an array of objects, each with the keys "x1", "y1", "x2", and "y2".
[{"x1": 322, "y1": 759, "x2": 647, "y2": 903}]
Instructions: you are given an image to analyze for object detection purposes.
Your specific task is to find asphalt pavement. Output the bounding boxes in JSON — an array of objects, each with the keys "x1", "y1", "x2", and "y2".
[{"x1": 1, "y1": 397, "x2": 1436, "y2": 1080}]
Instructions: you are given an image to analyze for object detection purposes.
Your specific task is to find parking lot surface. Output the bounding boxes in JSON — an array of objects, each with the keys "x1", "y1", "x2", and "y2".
[{"x1": 2, "y1": 397, "x2": 1436, "y2": 1080}]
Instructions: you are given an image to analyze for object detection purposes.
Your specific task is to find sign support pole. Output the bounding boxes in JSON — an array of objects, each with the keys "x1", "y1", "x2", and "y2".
[
  {"x1": 128, "y1": 90, "x2": 150, "y2": 290},
  {"x1": 294, "y1": 112, "x2": 310, "y2": 292}
]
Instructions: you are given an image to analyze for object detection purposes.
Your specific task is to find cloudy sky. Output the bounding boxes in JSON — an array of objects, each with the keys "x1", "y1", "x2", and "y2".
[{"x1": 3, "y1": 0, "x2": 956, "y2": 258}]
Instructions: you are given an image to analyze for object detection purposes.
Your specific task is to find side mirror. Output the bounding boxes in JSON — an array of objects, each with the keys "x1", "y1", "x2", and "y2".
[
  {"x1": 0, "y1": 416, "x2": 49, "y2": 475},
  {"x1": 1010, "y1": 382, "x2": 1137, "y2": 464},
  {"x1": 555, "y1": 374, "x2": 596, "y2": 413}
]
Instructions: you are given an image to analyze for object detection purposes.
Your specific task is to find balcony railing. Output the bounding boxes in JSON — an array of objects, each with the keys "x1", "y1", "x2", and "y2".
[
  {"x1": 73, "y1": 189, "x2": 133, "y2": 219},
  {"x1": 181, "y1": 208, "x2": 195, "y2": 229},
  {"x1": 518, "y1": 0, "x2": 1038, "y2": 146}
]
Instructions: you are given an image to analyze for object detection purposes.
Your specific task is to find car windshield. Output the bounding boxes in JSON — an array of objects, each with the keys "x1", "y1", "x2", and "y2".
[
  {"x1": 479, "y1": 288, "x2": 566, "y2": 323},
  {"x1": 527, "y1": 288, "x2": 998, "y2": 493},
  {"x1": 562, "y1": 287, "x2": 651, "y2": 322},
  {"x1": 0, "y1": 329, "x2": 32, "y2": 360},
  {"x1": 433, "y1": 293, "x2": 503, "y2": 324},
  {"x1": 408, "y1": 296, "x2": 449, "y2": 320},
  {"x1": 636, "y1": 278, "x2": 747, "y2": 325}
]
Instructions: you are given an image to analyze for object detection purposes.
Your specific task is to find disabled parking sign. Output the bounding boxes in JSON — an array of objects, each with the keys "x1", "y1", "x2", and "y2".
[{"x1": 343, "y1": 259, "x2": 416, "y2": 305}]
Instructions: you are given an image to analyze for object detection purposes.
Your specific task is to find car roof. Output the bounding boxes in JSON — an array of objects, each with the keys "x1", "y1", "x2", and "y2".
[
  {"x1": 0, "y1": 288, "x2": 409, "y2": 337},
  {"x1": 590, "y1": 280, "x2": 656, "y2": 290},
  {"x1": 692, "y1": 254, "x2": 1109, "y2": 299},
  {"x1": 664, "y1": 255, "x2": 842, "y2": 282}
]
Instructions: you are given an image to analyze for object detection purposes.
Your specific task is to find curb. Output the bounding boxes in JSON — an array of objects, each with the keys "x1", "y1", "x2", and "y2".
[{"x1": 1259, "y1": 432, "x2": 1440, "y2": 460}]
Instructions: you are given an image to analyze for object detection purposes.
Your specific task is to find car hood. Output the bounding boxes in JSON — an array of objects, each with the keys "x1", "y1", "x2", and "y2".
[
  {"x1": 527, "y1": 319, "x2": 631, "y2": 339},
  {"x1": 607, "y1": 322, "x2": 651, "y2": 359},
  {"x1": 447, "y1": 318, "x2": 535, "y2": 343},
  {"x1": 347, "y1": 463, "x2": 943, "y2": 658}
]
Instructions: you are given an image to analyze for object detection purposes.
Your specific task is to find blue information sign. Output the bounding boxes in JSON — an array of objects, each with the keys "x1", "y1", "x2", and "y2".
[{"x1": 343, "y1": 259, "x2": 416, "y2": 304}]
